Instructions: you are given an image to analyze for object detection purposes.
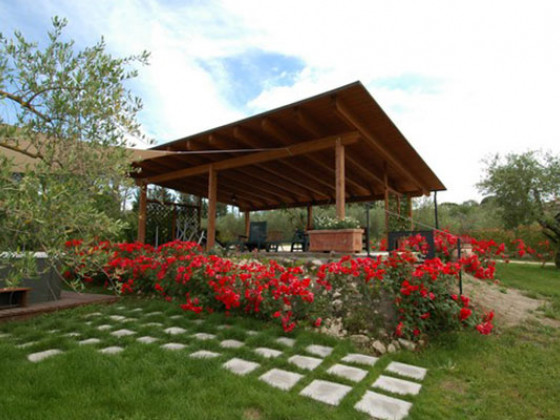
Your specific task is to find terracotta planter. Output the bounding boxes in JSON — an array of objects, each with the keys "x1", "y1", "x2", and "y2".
[{"x1": 307, "y1": 229, "x2": 364, "y2": 253}]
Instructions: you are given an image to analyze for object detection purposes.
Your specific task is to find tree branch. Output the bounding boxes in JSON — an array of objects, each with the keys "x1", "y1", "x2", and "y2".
[{"x1": 0, "y1": 89, "x2": 52, "y2": 122}]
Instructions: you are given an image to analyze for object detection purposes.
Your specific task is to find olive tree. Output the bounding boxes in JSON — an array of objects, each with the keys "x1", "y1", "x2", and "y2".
[{"x1": 0, "y1": 17, "x2": 149, "y2": 285}]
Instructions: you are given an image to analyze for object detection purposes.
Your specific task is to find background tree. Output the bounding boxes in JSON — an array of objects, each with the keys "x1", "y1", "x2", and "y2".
[
  {"x1": 477, "y1": 151, "x2": 560, "y2": 229},
  {"x1": 0, "y1": 17, "x2": 148, "y2": 283}
]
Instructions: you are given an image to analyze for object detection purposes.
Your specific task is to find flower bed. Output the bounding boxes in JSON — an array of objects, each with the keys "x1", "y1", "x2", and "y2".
[{"x1": 64, "y1": 232, "x2": 505, "y2": 341}]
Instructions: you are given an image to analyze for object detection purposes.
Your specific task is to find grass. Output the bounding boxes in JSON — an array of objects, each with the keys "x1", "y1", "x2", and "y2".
[{"x1": 1, "y1": 263, "x2": 560, "y2": 419}]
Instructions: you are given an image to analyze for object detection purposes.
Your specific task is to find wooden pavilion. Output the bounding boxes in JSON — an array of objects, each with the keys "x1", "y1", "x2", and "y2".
[{"x1": 132, "y1": 81, "x2": 446, "y2": 250}]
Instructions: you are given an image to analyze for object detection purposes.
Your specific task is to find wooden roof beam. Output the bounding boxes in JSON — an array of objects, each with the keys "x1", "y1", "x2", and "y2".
[
  {"x1": 143, "y1": 130, "x2": 360, "y2": 184},
  {"x1": 261, "y1": 118, "x2": 369, "y2": 197},
  {"x1": 334, "y1": 97, "x2": 427, "y2": 193}
]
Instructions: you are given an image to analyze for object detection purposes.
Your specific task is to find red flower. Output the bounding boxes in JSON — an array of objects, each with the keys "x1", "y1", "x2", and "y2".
[
  {"x1": 420, "y1": 312, "x2": 430, "y2": 320},
  {"x1": 314, "y1": 318, "x2": 322, "y2": 327},
  {"x1": 395, "y1": 321, "x2": 404, "y2": 337},
  {"x1": 459, "y1": 307, "x2": 472, "y2": 321}
]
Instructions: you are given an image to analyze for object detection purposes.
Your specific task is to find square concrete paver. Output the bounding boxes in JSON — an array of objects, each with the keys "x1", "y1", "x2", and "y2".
[
  {"x1": 220, "y1": 339, "x2": 244, "y2": 349},
  {"x1": 170, "y1": 315, "x2": 183, "y2": 320},
  {"x1": 288, "y1": 355, "x2": 323, "y2": 371},
  {"x1": 300, "y1": 379, "x2": 352, "y2": 406},
  {"x1": 192, "y1": 332, "x2": 216, "y2": 341},
  {"x1": 245, "y1": 330, "x2": 258, "y2": 336},
  {"x1": 84, "y1": 312, "x2": 103, "y2": 318},
  {"x1": 216, "y1": 325, "x2": 231, "y2": 330},
  {"x1": 144, "y1": 322, "x2": 163, "y2": 327},
  {"x1": 64, "y1": 332, "x2": 81, "y2": 337},
  {"x1": 327, "y1": 363, "x2": 368, "y2": 383},
  {"x1": 111, "y1": 329, "x2": 136, "y2": 337},
  {"x1": 223, "y1": 358, "x2": 260, "y2": 376},
  {"x1": 190, "y1": 350, "x2": 220, "y2": 359},
  {"x1": 260, "y1": 368, "x2": 303, "y2": 391},
  {"x1": 109, "y1": 315, "x2": 127, "y2": 321},
  {"x1": 137, "y1": 336, "x2": 158, "y2": 344},
  {"x1": 341, "y1": 353, "x2": 379, "y2": 367},
  {"x1": 275, "y1": 337, "x2": 296, "y2": 347},
  {"x1": 145, "y1": 311, "x2": 163, "y2": 317},
  {"x1": 164, "y1": 327, "x2": 187, "y2": 335},
  {"x1": 191, "y1": 320, "x2": 204, "y2": 325},
  {"x1": 306, "y1": 344, "x2": 333, "y2": 357},
  {"x1": 372, "y1": 375, "x2": 422, "y2": 396},
  {"x1": 27, "y1": 349, "x2": 63, "y2": 362},
  {"x1": 79, "y1": 338, "x2": 101, "y2": 345},
  {"x1": 161, "y1": 342, "x2": 186, "y2": 351},
  {"x1": 130, "y1": 308, "x2": 143, "y2": 313},
  {"x1": 254, "y1": 347, "x2": 282, "y2": 359},
  {"x1": 99, "y1": 346, "x2": 124, "y2": 355},
  {"x1": 16, "y1": 341, "x2": 38, "y2": 349},
  {"x1": 0, "y1": 333, "x2": 11, "y2": 339},
  {"x1": 386, "y1": 361, "x2": 427, "y2": 381},
  {"x1": 354, "y1": 390, "x2": 412, "y2": 420},
  {"x1": 97, "y1": 324, "x2": 113, "y2": 331}
]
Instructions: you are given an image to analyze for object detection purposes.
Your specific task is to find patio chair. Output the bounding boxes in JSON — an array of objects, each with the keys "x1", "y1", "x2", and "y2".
[
  {"x1": 243, "y1": 221, "x2": 270, "y2": 251},
  {"x1": 290, "y1": 229, "x2": 309, "y2": 252}
]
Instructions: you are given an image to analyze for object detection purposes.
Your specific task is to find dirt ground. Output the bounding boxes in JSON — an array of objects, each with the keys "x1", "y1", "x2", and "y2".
[{"x1": 460, "y1": 274, "x2": 560, "y2": 328}]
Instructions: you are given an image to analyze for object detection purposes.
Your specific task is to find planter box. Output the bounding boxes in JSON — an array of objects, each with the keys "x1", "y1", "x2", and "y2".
[
  {"x1": 307, "y1": 229, "x2": 364, "y2": 253},
  {"x1": 0, "y1": 287, "x2": 31, "y2": 309},
  {"x1": 0, "y1": 253, "x2": 61, "y2": 306}
]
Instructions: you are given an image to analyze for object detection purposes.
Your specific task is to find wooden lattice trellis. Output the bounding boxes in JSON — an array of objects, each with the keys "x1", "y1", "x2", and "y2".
[{"x1": 146, "y1": 199, "x2": 200, "y2": 246}]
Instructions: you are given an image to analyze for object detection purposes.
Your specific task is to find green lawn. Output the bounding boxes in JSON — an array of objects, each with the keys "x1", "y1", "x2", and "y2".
[{"x1": 1, "y1": 263, "x2": 559, "y2": 419}]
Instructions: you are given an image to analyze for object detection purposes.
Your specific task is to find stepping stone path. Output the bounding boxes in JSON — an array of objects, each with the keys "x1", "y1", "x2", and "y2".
[
  {"x1": 99, "y1": 346, "x2": 123, "y2": 355},
  {"x1": 190, "y1": 350, "x2": 220, "y2": 359},
  {"x1": 288, "y1": 355, "x2": 323, "y2": 371},
  {"x1": 260, "y1": 368, "x2": 303, "y2": 391},
  {"x1": 220, "y1": 339, "x2": 243, "y2": 349},
  {"x1": 137, "y1": 336, "x2": 158, "y2": 344},
  {"x1": 164, "y1": 327, "x2": 187, "y2": 335},
  {"x1": 300, "y1": 379, "x2": 352, "y2": 406},
  {"x1": 223, "y1": 358, "x2": 260, "y2": 376},
  {"x1": 161, "y1": 343, "x2": 186, "y2": 351},
  {"x1": 254, "y1": 347, "x2": 282, "y2": 359},
  {"x1": 28, "y1": 349, "x2": 62, "y2": 362},
  {"x1": 15, "y1": 305, "x2": 428, "y2": 418}
]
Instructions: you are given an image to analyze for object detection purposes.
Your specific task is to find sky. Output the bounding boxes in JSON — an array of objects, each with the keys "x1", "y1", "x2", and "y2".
[{"x1": 1, "y1": 0, "x2": 559, "y2": 204}]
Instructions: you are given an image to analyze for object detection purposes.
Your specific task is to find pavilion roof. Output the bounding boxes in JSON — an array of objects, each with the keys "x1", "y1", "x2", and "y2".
[{"x1": 134, "y1": 81, "x2": 445, "y2": 211}]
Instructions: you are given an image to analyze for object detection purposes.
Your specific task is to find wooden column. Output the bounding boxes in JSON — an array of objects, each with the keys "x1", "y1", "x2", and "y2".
[
  {"x1": 197, "y1": 195, "x2": 203, "y2": 232},
  {"x1": 306, "y1": 205, "x2": 313, "y2": 230},
  {"x1": 244, "y1": 211, "x2": 250, "y2": 237},
  {"x1": 407, "y1": 195, "x2": 413, "y2": 230},
  {"x1": 383, "y1": 162, "x2": 390, "y2": 236},
  {"x1": 335, "y1": 139, "x2": 345, "y2": 220},
  {"x1": 206, "y1": 166, "x2": 217, "y2": 252},
  {"x1": 137, "y1": 182, "x2": 147, "y2": 243}
]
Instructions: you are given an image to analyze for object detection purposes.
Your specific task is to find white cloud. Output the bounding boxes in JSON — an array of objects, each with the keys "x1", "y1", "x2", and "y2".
[{"x1": 6, "y1": 0, "x2": 560, "y2": 203}]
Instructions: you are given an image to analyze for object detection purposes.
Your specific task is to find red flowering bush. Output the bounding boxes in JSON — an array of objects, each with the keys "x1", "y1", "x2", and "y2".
[{"x1": 66, "y1": 237, "x2": 496, "y2": 340}]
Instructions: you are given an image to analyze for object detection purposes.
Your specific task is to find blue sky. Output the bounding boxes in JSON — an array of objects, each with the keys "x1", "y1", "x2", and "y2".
[{"x1": 1, "y1": 0, "x2": 560, "y2": 203}]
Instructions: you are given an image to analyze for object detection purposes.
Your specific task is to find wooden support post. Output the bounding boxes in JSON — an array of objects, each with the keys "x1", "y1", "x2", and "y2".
[
  {"x1": 335, "y1": 139, "x2": 345, "y2": 220},
  {"x1": 197, "y1": 195, "x2": 203, "y2": 232},
  {"x1": 306, "y1": 205, "x2": 313, "y2": 230},
  {"x1": 244, "y1": 211, "x2": 250, "y2": 237},
  {"x1": 383, "y1": 162, "x2": 389, "y2": 237},
  {"x1": 396, "y1": 194, "x2": 401, "y2": 216},
  {"x1": 137, "y1": 182, "x2": 147, "y2": 243},
  {"x1": 206, "y1": 166, "x2": 217, "y2": 252},
  {"x1": 407, "y1": 195, "x2": 413, "y2": 230}
]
